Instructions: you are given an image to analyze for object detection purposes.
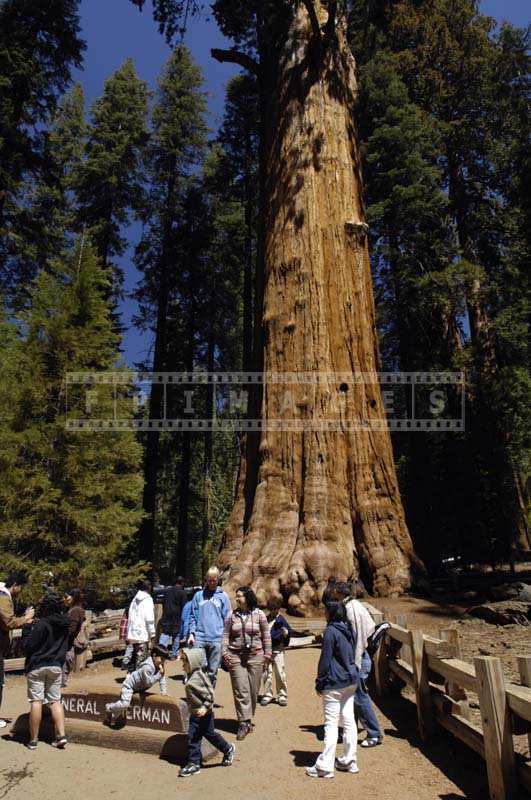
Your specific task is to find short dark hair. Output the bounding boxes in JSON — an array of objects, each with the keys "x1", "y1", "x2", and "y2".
[
  {"x1": 321, "y1": 580, "x2": 337, "y2": 605},
  {"x1": 268, "y1": 598, "x2": 282, "y2": 612},
  {"x1": 174, "y1": 576, "x2": 185, "y2": 586},
  {"x1": 324, "y1": 600, "x2": 346, "y2": 623},
  {"x1": 236, "y1": 586, "x2": 258, "y2": 611},
  {"x1": 332, "y1": 581, "x2": 352, "y2": 600},
  {"x1": 137, "y1": 579, "x2": 152, "y2": 593},
  {"x1": 5, "y1": 570, "x2": 28, "y2": 589},
  {"x1": 38, "y1": 592, "x2": 64, "y2": 618},
  {"x1": 66, "y1": 588, "x2": 83, "y2": 606}
]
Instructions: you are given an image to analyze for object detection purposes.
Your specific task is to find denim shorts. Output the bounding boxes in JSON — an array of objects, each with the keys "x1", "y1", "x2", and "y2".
[{"x1": 27, "y1": 666, "x2": 62, "y2": 704}]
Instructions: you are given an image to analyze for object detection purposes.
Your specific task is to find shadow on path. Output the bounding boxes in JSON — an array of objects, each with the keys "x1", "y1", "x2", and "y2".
[{"x1": 373, "y1": 691, "x2": 489, "y2": 800}]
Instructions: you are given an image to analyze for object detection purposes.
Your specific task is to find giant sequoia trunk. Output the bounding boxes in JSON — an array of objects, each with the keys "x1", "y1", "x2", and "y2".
[{"x1": 216, "y1": 2, "x2": 420, "y2": 612}]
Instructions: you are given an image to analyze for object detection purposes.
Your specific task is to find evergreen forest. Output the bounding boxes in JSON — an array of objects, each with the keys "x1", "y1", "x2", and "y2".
[{"x1": 0, "y1": 0, "x2": 528, "y2": 606}]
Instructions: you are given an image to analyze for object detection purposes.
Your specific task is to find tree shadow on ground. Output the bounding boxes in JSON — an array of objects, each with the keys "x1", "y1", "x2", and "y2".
[{"x1": 372, "y1": 691, "x2": 489, "y2": 799}]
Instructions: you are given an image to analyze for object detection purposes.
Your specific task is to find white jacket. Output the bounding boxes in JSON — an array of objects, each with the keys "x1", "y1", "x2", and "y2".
[
  {"x1": 344, "y1": 598, "x2": 376, "y2": 670},
  {"x1": 127, "y1": 590, "x2": 155, "y2": 643}
]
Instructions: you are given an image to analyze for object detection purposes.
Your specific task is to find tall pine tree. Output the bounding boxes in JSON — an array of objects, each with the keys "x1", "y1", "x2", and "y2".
[
  {"x1": 0, "y1": 239, "x2": 144, "y2": 597},
  {"x1": 76, "y1": 58, "x2": 149, "y2": 295},
  {"x1": 0, "y1": 0, "x2": 84, "y2": 301},
  {"x1": 134, "y1": 46, "x2": 207, "y2": 564}
]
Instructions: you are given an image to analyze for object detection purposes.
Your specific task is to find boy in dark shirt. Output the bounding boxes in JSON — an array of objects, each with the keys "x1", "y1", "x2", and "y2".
[
  {"x1": 260, "y1": 600, "x2": 292, "y2": 707},
  {"x1": 159, "y1": 576, "x2": 187, "y2": 659}
]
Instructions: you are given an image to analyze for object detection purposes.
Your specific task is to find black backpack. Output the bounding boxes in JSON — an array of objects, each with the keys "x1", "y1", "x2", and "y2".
[{"x1": 366, "y1": 621, "x2": 390, "y2": 658}]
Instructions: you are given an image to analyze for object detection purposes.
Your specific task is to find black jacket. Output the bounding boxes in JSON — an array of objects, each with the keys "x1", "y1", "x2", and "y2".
[
  {"x1": 315, "y1": 620, "x2": 359, "y2": 692},
  {"x1": 22, "y1": 613, "x2": 69, "y2": 673},
  {"x1": 161, "y1": 586, "x2": 187, "y2": 634}
]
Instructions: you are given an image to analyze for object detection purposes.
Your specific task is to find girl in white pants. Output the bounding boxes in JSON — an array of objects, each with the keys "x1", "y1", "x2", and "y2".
[{"x1": 307, "y1": 601, "x2": 359, "y2": 778}]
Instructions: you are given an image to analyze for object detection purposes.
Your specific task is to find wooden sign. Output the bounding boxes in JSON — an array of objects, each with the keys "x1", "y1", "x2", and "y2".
[{"x1": 61, "y1": 686, "x2": 188, "y2": 732}]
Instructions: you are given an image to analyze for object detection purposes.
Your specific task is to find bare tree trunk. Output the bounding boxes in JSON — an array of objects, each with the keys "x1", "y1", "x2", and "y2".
[
  {"x1": 138, "y1": 167, "x2": 176, "y2": 562},
  {"x1": 217, "y1": 2, "x2": 420, "y2": 612}
]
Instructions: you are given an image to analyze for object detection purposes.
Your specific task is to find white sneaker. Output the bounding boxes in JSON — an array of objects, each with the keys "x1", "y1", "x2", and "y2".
[
  {"x1": 306, "y1": 766, "x2": 334, "y2": 779},
  {"x1": 0, "y1": 720, "x2": 7, "y2": 729},
  {"x1": 336, "y1": 759, "x2": 359, "y2": 774}
]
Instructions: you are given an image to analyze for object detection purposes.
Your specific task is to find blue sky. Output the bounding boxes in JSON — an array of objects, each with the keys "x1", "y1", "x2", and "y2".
[{"x1": 75, "y1": 0, "x2": 529, "y2": 367}]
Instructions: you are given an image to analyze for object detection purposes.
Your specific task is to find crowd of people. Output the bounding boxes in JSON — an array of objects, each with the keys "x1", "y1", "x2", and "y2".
[{"x1": 0, "y1": 566, "x2": 387, "y2": 780}]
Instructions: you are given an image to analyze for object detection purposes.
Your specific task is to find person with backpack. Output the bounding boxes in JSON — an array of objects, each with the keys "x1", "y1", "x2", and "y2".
[
  {"x1": 330, "y1": 581, "x2": 384, "y2": 747},
  {"x1": 22, "y1": 592, "x2": 70, "y2": 750},
  {"x1": 0, "y1": 571, "x2": 34, "y2": 728},
  {"x1": 306, "y1": 600, "x2": 359, "y2": 778}
]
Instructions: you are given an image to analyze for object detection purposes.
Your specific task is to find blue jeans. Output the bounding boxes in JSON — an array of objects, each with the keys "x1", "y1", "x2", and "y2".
[
  {"x1": 159, "y1": 632, "x2": 181, "y2": 658},
  {"x1": 354, "y1": 652, "x2": 381, "y2": 739},
  {"x1": 188, "y1": 711, "x2": 230, "y2": 765},
  {"x1": 195, "y1": 640, "x2": 222, "y2": 686}
]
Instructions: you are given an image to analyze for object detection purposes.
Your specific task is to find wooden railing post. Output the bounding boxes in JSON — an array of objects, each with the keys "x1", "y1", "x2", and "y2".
[
  {"x1": 440, "y1": 628, "x2": 471, "y2": 721},
  {"x1": 411, "y1": 629, "x2": 435, "y2": 740},
  {"x1": 475, "y1": 656, "x2": 517, "y2": 800},
  {"x1": 374, "y1": 607, "x2": 390, "y2": 696},
  {"x1": 517, "y1": 655, "x2": 531, "y2": 756}
]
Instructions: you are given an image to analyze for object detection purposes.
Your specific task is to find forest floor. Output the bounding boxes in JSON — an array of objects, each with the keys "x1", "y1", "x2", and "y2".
[{"x1": 1, "y1": 595, "x2": 529, "y2": 800}]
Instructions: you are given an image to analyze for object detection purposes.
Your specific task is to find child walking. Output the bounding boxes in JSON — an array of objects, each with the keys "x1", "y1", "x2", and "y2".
[
  {"x1": 307, "y1": 601, "x2": 359, "y2": 779},
  {"x1": 105, "y1": 644, "x2": 168, "y2": 722},
  {"x1": 179, "y1": 647, "x2": 236, "y2": 777},
  {"x1": 260, "y1": 599, "x2": 292, "y2": 707}
]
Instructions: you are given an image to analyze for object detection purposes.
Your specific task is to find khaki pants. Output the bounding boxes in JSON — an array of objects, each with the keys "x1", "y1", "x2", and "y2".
[
  {"x1": 228, "y1": 652, "x2": 264, "y2": 722},
  {"x1": 261, "y1": 649, "x2": 287, "y2": 702}
]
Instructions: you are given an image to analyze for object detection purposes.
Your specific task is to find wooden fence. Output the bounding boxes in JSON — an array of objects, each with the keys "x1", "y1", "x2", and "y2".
[
  {"x1": 364, "y1": 602, "x2": 531, "y2": 800},
  {"x1": 5, "y1": 601, "x2": 530, "y2": 798}
]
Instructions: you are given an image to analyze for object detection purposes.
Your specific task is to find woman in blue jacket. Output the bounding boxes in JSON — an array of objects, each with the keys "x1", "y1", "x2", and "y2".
[{"x1": 307, "y1": 601, "x2": 360, "y2": 779}]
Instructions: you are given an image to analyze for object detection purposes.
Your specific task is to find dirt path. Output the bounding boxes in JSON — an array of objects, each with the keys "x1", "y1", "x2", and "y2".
[{"x1": 1, "y1": 641, "x2": 491, "y2": 800}]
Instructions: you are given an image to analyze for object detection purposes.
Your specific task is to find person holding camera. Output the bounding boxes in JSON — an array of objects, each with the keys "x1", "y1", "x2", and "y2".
[
  {"x1": 0, "y1": 571, "x2": 34, "y2": 728},
  {"x1": 221, "y1": 586, "x2": 271, "y2": 740}
]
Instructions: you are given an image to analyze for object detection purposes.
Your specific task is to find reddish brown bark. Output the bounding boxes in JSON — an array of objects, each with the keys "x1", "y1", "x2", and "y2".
[{"x1": 217, "y1": 2, "x2": 421, "y2": 612}]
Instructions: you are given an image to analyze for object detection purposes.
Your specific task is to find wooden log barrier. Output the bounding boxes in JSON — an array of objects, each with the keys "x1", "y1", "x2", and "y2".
[
  {"x1": 61, "y1": 685, "x2": 188, "y2": 731},
  {"x1": 12, "y1": 685, "x2": 217, "y2": 762}
]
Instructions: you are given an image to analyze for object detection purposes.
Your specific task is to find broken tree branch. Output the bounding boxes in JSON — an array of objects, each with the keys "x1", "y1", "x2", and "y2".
[
  {"x1": 302, "y1": 0, "x2": 322, "y2": 40},
  {"x1": 210, "y1": 48, "x2": 260, "y2": 76}
]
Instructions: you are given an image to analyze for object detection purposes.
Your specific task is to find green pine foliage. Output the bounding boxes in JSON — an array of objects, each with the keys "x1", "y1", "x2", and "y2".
[
  {"x1": 0, "y1": 0, "x2": 84, "y2": 300},
  {"x1": 76, "y1": 58, "x2": 149, "y2": 291},
  {"x1": 350, "y1": 0, "x2": 530, "y2": 564},
  {"x1": 0, "y1": 239, "x2": 145, "y2": 599}
]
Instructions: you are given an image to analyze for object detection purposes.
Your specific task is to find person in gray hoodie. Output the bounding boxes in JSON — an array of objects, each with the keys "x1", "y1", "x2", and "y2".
[
  {"x1": 179, "y1": 647, "x2": 236, "y2": 777},
  {"x1": 105, "y1": 644, "x2": 168, "y2": 722}
]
